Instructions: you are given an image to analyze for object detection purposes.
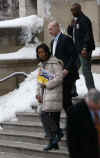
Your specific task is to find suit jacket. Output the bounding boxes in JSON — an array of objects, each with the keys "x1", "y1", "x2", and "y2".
[
  {"x1": 66, "y1": 99, "x2": 99, "y2": 158},
  {"x1": 51, "y1": 33, "x2": 79, "y2": 81},
  {"x1": 67, "y1": 12, "x2": 95, "y2": 54}
]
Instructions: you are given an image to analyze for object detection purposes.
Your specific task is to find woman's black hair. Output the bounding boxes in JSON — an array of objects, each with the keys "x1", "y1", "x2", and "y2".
[{"x1": 36, "y1": 43, "x2": 51, "y2": 59}]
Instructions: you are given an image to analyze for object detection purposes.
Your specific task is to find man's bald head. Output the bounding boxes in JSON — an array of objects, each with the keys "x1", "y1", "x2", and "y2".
[{"x1": 48, "y1": 21, "x2": 61, "y2": 37}]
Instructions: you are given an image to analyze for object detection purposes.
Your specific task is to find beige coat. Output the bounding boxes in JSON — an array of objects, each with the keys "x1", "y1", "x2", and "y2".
[{"x1": 36, "y1": 56, "x2": 63, "y2": 112}]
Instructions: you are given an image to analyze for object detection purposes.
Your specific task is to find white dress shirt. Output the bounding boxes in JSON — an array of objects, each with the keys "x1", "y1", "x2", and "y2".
[
  {"x1": 73, "y1": 17, "x2": 78, "y2": 44},
  {"x1": 52, "y1": 33, "x2": 61, "y2": 56}
]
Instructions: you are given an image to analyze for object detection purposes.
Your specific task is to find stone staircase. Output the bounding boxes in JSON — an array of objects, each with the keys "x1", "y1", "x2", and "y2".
[{"x1": 0, "y1": 110, "x2": 69, "y2": 158}]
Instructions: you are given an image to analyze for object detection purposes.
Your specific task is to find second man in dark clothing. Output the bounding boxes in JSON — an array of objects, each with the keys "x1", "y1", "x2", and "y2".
[{"x1": 67, "y1": 3, "x2": 95, "y2": 93}]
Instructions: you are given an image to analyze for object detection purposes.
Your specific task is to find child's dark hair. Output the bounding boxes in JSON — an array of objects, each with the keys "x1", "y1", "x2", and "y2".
[{"x1": 36, "y1": 43, "x2": 51, "y2": 58}]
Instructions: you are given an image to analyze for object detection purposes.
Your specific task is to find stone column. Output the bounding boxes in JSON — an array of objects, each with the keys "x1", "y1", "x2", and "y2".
[
  {"x1": 82, "y1": 0, "x2": 100, "y2": 45},
  {"x1": 19, "y1": 0, "x2": 26, "y2": 17},
  {"x1": 97, "y1": 3, "x2": 100, "y2": 45},
  {"x1": 37, "y1": 0, "x2": 45, "y2": 17},
  {"x1": 19, "y1": 0, "x2": 37, "y2": 17}
]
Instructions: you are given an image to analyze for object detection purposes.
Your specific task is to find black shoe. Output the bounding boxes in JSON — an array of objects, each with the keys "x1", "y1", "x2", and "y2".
[
  {"x1": 43, "y1": 143, "x2": 59, "y2": 151},
  {"x1": 44, "y1": 133, "x2": 49, "y2": 138}
]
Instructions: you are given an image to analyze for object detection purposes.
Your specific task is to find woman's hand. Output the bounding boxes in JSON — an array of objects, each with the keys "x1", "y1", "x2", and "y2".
[
  {"x1": 40, "y1": 83, "x2": 46, "y2": 88},
  {"x1": 36, "y1": 95, "x2": 43, "y2": 103}
]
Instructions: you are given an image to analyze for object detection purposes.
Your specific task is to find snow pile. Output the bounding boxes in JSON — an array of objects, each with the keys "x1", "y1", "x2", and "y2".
[
  {"x1": 0, "y1": 69, "x2": 39, "y2": 122},
  {"x1": 92, "y1": 47, "x2": 100, "y2": 57},
  {"x1": 0, "y1": 71, "x2": 100, "y2": 123},
  {"x1": 0, "y1": 44, "x2": 38, "y2": 60},
  {"x1": 0, "y1": 15, "x2": 43, "y2": 30},
  {"x1": 0, "y1": 15, "x2": 44, "y2": 44},
  {"x1": 76, "y1": 73, "x2": 100, "y2": 97}
]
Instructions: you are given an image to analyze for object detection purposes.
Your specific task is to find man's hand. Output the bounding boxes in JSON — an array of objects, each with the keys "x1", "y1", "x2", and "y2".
[
  {"x1": 63, "y1": 69, "x2": 69, "y2": 78},
  {"x1": 81, "y1": 49, "x2": 87, "y2": 58}
]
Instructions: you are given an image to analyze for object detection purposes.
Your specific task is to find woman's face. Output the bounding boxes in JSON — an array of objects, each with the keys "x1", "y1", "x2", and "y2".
[{"x1": 37, "y1": 48, "x2": 48, "y2": 61}]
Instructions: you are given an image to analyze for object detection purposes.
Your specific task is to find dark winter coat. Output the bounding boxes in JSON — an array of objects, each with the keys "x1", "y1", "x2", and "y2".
[
  {"x1": 67, "y1": 12, "x2": 95, "y2": 54},
  {"x1": 51, "y1": 33, "x2": 79, "y2": 82},
  {"x1": 66, "y1": 99, "x2": 99, "y2": 158}
]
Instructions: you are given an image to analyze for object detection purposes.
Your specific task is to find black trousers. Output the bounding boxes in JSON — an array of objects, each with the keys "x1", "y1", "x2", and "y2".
[
  {"x1": 63, "y1": 77, "x2": 74, "y2": 115},
  {"x1": 55, "y1": 77, "x2": 75, "y2": 137},
  {"x1": 40, "y1": 111, "x2": 60, "y2": 140}
]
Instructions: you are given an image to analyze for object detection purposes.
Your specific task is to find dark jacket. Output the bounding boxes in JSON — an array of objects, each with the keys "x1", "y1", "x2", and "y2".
[
  {"x1": 51, "y1": 33, "x2": 79, "y2": 81},
  {"x1": 66, "y1": 99, "x2": 99, "y2": 158},
  {"x1": 67, "y1": 12, "x2": 95, "y2": 54}
]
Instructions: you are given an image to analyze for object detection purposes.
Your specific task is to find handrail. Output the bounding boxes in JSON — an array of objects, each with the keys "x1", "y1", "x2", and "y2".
[{"x1": 0, "y1": 72, "x2": 28, "y2": 83}]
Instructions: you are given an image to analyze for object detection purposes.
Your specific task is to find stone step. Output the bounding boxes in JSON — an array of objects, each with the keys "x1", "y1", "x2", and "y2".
[
  {"x1": 1, "y1": 120, "x2": 65, "y2": 133},
  {"x1": 1, "y1": 121, "x2": 43, "y2": 133},
  {"x1": 0, "y1": 129, "x2": 66, "y2": 147},
  {"x1": 16, "y1": 111, "x2": 66, "y2": 123},
  {"x1": 16, "y1": 112, "x2": 40, "y2": 122},
  {"x1": 0, "y1": 152, "x2": 44, "y2": 158},
  {"x1": 0, "y1": 140, "x2": 69, "y2": 158}
]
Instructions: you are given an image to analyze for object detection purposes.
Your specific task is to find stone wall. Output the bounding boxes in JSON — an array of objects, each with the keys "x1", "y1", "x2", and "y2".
[
  {"x1": 0, "y1": 0, "x2": 100, "y2": 45},
  {"x1": 0, "y1": 59, "x2": 38, "y2": 96},
  {"x1": 0, "y1": 0, "x2": 19, "y2": 20},
  {"x1": 0, "y1": 28, "x2": 22, "y2": 53},
  {"x1": 0, "y1": 0, "x2": 100, "y2": 96}
]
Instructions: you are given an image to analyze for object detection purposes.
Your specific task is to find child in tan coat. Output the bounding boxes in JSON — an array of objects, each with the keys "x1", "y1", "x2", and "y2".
[{"x1": 36, "y1": 43, "x2": 63, "y2": 151}]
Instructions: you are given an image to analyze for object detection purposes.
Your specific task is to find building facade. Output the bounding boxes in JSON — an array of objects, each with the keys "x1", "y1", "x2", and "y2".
[
  {"x1": 18, "y1": 0, "x2": 100, "y2": 45},
  {"x1": 0, "y1": 0, "x2": 100, "y2": 47}
]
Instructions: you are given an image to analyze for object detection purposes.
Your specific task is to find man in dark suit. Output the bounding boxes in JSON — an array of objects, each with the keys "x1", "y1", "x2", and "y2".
[
  {"x1": 66, "y1": 89, "x2": 100, "y2": 158},
  {"x1": 48, "y1": 21, "x2": 79, "y2": 115},
  {"x1": 48, "y1": 21, "x2": 79, "y2": 143},
  {"x1": 67, "y1": 3, "x2": 95, "y2": 94}
]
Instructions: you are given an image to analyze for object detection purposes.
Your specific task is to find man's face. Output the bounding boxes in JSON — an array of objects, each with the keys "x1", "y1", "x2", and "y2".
[
  {"x1": 48, "y1": 23, "x2": 59, "y2": 37},
  {"x1": 71, "y1": 7, "x2": 80, "y2": 17}
]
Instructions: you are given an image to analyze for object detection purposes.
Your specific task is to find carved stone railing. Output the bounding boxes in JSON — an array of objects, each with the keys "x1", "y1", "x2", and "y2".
[
  {"x1": 0, "y1": 59, "x2": 38, "y2": 96},
  {"x1": 0, "y1": 71, "x2": 28, "y2": 95},
  {"x1": 0, "y1": 72, "x2": 28, "y2": 83}
]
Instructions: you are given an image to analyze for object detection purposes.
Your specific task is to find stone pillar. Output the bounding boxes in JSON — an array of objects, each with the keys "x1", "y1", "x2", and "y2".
[
  {"x1": 19, "y1": 0, "x2": 26, "y2": 17},
  {"x1": 19, "y1": 0, "x2": 37, "y2": 17},
  {"x1": 82, "y1": 0, "x2": 100, "y2": 45},
  {"x1": 97, "y1": 5, "x2": 100, "y2": 45},
  {"x1": 37, "y1": 0, "x2": 45, "y2": 17},
  {"x1": 25, "y1": 0, "x2": 37, "y2": 16},
  {"x1": 37, "y1": 0, "x2": 52, "y2": 18}
]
